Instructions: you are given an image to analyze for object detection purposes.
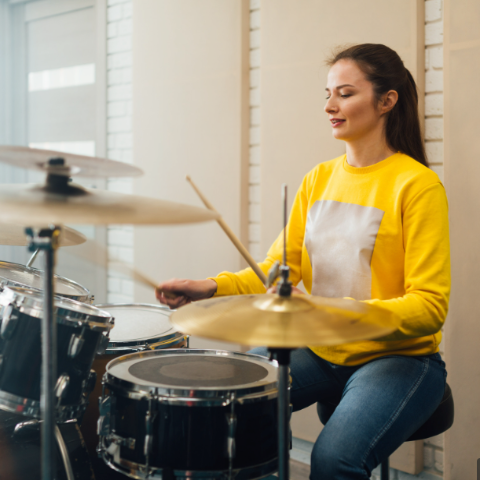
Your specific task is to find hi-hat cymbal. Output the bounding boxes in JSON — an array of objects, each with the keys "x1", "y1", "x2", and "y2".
[
  {"x1": 0, "y1": 224, "x2": 86, "y2": 246},
  {"x1": 0, "y1": 183, "x2": 219, "y2": 226},
  {"x1": 0, "y1": 145, "x2": 142, "y2": 178},
  {"x1": 170, "y1": 294, "x2": 400, "y2": 348}
]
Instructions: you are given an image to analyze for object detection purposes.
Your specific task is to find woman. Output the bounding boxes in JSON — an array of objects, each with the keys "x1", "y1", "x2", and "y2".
[{"x1": 156, "y1": 44, "x2": 449, "y2": 479}]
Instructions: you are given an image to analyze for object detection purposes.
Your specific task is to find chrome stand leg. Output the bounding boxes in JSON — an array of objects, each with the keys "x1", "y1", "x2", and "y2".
[
  {"x1": 269, "y1": 348, "x2": 291, "y2": 480},
  {"x1": 27, "y1": 226, "x2": 60, "y2": 480},
  {"x1": 26, "y1": 248, "x2": 40, "y2": 268}
]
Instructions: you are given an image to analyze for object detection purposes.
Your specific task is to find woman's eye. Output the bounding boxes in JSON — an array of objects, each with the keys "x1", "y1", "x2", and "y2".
[
  {"x1": 325, "y1": 96, "x2": 330, "y2": 100},
  {"x1": 341, "y1": 94, "x2": 351, "y2": 98}
]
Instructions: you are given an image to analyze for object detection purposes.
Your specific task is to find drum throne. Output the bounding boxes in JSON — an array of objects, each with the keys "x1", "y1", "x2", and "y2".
[{"x1": 316, "y1": 383, "x2": 454, "y2": 480}]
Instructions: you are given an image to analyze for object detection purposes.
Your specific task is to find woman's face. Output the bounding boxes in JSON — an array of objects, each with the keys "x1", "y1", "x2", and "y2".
[{"x1": 324, "y1": 59, "x2": 386, "y2": 143}]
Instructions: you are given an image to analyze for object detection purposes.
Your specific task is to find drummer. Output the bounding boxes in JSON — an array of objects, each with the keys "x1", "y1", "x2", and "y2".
[{"x1": 156, "y1": 43, "x2": 449, "y2": 480}]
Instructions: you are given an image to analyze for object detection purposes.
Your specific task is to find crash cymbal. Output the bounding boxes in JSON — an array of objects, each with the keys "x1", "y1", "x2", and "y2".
[
  {"x1": 170, "y1": 294, "x2": 400, "y2": 348},
  {"x1": 0, "y1": 145, "x2": 142, "y2": 178},
  {"x1": 0, "y1": 224, "x2": 86, "y2": 246},
  {"x1": 0, "y1": 183, "x2": 219, "y2": 226}
]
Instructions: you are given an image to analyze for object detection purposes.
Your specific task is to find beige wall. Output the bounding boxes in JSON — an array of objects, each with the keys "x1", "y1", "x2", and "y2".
[
  {"x1": 443, "y1": 0, "x2": 480, "y2": 478},
  {"x1": 132, "y1": 0, "x2": 249, "y2": 350},
  {"x1": 260, "y1": 0, "x2": 424, "y2": 253}
]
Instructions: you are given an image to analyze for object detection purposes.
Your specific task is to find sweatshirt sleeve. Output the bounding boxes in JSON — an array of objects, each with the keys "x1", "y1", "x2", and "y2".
[
  {"x1": 366, "y1": 182, "x2": 451, "y2": 340},
  {"x1": 210, "y1": 174, "x2": 311, "y2": 296}
]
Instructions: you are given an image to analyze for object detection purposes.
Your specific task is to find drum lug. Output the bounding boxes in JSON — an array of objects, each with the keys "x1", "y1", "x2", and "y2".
[
  {"x1": 1, "y1": 304, "x2": 18, "y2": 339},
  {"x1": 68, "y1": 332, "x2": 85, "y2": 358},
  {"x1": 98, "y1": 395, "x2": 113, "y2": 436},
  {"x1": 144, "y1": 398, "x2": 157, "y2": 470},
  {"x1": 83, "y1": 369, "x2": 97, "y2": 397},
  {"x1": 55, "y1": 374, "x2": 70, "y2": 405},
  {"x1": 108, "y1": 433, "x2": 136, "y2": 450},
  {"x1": 226, "y1": 412, "x2": 237, "y2": 460},
  {"x1": 96, "y1": 333, "x2": 110, "y2": 355}
]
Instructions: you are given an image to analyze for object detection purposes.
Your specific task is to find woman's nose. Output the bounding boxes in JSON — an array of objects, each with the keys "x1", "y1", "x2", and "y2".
[{"x1": 324, "y1": 96, "x2": 338, "y2": 114}]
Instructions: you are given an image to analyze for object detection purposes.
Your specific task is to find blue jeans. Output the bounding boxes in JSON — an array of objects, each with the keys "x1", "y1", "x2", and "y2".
[{"x1": 249, "y1": 347, "x2": 447, "y2": 480}]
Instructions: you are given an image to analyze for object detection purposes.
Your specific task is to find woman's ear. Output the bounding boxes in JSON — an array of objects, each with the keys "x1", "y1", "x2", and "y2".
[{"x1": 381, "y1": 90, "x2": 399, "y2": 114}]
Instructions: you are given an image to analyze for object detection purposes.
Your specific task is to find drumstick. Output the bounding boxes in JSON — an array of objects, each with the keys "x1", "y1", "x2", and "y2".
[{"x1": 186, "y1": 176, "x2": 267, "y2": 286}]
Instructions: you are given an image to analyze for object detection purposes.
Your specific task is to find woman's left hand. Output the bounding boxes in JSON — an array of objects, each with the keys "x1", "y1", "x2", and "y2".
[{"x1": 267, "y1": 285, "x2": 305, "y2": 295}]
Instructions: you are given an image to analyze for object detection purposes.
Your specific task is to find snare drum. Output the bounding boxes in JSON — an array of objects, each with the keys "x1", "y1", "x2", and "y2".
[
  {"x1": 0, "y1": 286, "x2": 113, "y2": 421},
  {"x1": 0, "y1": 260, "x2": 93, "y2": 303},
  {"x1": 98, "y1": 349, "x2": 279, "y2": 480},
  {"x1": 81, "y1": 304, "x2": 187, "y2": 478}
]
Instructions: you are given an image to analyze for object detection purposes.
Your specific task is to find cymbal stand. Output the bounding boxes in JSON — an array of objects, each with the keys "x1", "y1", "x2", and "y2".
[
  {"x1": 26, "y1": 225, "x2": 61, "y2": 480},
  {"x1": 268, "y1": 184, "x2": 293, "y2": 480},
  {"x1": 268, "y1": 347, "x2": 291, "y2": 480}
]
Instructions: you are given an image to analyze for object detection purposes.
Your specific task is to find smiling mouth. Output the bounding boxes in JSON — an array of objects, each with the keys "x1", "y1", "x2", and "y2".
[{"x1": 330, "y1": 119, "x2": 345, "y2": 126}]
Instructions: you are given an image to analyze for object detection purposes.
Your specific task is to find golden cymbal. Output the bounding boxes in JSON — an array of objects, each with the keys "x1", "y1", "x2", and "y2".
[
  {"x1": 170, "y1": 294, "x2": 400, "y2": 348},
  {"x1": 0, "y1": 224, "x2": 86, "y2": 247},
  {"x1": 0, "y1": 183, "x2": 220, "y2": 226},
  {"x1": 0, "y1": 145, "x2": 142, "y2": 178}
]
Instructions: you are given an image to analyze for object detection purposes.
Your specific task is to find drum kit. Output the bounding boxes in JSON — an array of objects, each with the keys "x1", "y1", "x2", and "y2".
[{"x1": 0, "y1": 145, "x2": 400, "y2": 480}]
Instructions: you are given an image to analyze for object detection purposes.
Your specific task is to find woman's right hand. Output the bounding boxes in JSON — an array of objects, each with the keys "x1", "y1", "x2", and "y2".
[{"x1": 155, "y1": 278, "x2": 218, "y2": 309}]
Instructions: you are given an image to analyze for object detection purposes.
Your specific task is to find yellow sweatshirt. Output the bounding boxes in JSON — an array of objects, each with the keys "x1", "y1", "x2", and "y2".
[{"x1": 211, "y1": 153, "x2": 450, "y2": 366}]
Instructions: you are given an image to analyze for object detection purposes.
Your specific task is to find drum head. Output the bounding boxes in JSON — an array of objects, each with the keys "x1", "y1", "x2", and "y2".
[
  {"x1": 106, "y1": 350, "x2": 278, "y2": 396},
  {"x1": 0, "y1": 261, "x2": 90, "y2": 300},
  {"x1": 97, "y1": 304, "x2": 177, "y2": 346}
]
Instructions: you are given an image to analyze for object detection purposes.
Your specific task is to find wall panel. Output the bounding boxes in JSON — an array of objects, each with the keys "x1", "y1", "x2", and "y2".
[
  {"x1": 132, "y1": 0, "x2": 249, "y2": 350},
  {"x1": 444, "y1": 0, "x2": 480, "y2": 478}
]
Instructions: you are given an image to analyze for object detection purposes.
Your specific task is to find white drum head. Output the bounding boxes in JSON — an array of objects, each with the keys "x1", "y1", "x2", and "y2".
[{"x1": 97, "y1": 303, "x2": 177, "y2": 345}]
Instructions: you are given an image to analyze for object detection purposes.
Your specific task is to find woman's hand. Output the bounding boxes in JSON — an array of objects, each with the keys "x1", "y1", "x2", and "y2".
[
  {"x1": 266, "y1": 285, "x2": 305, "y2": 295},
  {"x1": 155, "y1": 278, "x2": 217, "y2": 309}
]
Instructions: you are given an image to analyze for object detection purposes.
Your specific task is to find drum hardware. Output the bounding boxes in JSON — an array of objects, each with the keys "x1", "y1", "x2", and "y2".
[
  {"x1": 67, "y1": 326, "x2": 91, "y2": 359},
  {"x1": 96, "y1": 333, "x2": 110, "y2": 354},
  {"x1": 1, "y1": 303, "x2": 18, "y2": 339},
  {"x1": 54, "y1": 374, "x2": 70, "y2": 407},
  {"x1": 55, "y1": 424, "x2": 76, "y2": 480},
  {"x1": 226, "y1": 393, "x2": 237, "y2": 479}
]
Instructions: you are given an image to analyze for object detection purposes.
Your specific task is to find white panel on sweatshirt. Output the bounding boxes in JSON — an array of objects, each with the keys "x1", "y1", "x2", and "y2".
[{"x1": 305, "y1": 200, "x2": 384, "y2": 300}]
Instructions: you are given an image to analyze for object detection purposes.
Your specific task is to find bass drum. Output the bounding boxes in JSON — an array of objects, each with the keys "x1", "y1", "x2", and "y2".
[
  {"x1": 81, "y1": 304, "x2": 187, "y2": 479},
  {"x1": 0, "y1": 409, "x2": 94, "y2": 480}
]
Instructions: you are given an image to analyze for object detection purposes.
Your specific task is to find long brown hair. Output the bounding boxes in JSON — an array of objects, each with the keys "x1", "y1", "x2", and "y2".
[{"x1": 326, "y1": 44, "x2": 428, "y2": 167}]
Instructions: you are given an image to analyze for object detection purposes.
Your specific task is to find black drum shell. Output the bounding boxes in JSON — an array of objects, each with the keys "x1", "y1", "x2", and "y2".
[
  {"x1": 0, "y1": 409, "x2": 94, "y2": 480},
  {"x1": 0, "y1": 309, "x2": 103, "y2": 407},
  {"x1": 105, "y1": 385, "x2": 278, "y2": 471}
]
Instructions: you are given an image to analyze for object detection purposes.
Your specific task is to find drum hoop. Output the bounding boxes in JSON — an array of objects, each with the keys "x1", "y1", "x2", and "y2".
[
  {"x1": 106, "y1": 332, "x2": 187, "y2": 352},
  {"x1": 0, "y1": 286, "x2": 112, "y2": 329},
  {"x1": 0, "y1": 389, "x2": 86, "y2": 421},
  {"x1": 99, "y1": 438, "x2": 278, "y2": 480},
  {"x1": 95, "y1": 303, "x2": 178, "y2": 344},
  {"x1": 103, "y1": 349, "x2": 278, "y2": 401},
  {"x1": 0, "y1": 260, "x2": 92, "y2": 302}
]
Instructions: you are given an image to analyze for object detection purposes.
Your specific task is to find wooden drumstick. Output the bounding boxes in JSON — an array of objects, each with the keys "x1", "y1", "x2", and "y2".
[{"x1": 186, "y1": 175, "x2": 267, "y2": 286}]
